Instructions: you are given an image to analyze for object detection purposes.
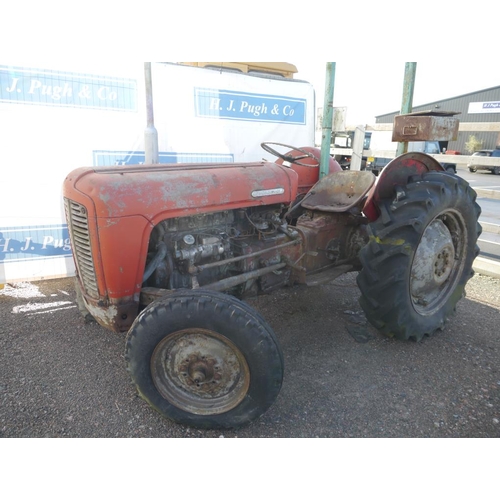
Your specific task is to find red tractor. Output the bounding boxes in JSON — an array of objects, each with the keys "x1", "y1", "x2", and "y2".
[{"x1": 63, "y1": 143, "x2": 481, "y2": 429}]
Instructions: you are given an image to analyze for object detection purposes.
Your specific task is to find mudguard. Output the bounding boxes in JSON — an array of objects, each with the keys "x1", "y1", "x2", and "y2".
[{"x1": 362, "y1": 152, "x2": 445, "y2": 221}]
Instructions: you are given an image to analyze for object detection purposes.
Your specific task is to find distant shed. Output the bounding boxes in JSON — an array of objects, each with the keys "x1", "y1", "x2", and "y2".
[{"x1": 376, "y1": 85, "x2": 500, "y2": 152}]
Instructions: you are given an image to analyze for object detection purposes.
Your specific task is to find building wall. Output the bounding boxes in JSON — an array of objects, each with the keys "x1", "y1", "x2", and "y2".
[{"x1": 376, "y1": 86, "x2": 500, "y2": 153}]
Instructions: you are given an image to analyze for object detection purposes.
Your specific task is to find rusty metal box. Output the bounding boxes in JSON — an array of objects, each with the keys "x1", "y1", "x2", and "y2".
[{"x1": 392, "y1": 111, "x2": 459, "y2": 142}]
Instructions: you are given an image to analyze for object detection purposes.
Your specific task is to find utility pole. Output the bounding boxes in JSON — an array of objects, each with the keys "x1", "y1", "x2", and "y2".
[
  {"x1": 396, "y1": 62, "x2": 417, "y2": 157},
  {"x1": 144, "y1": 62, "x2": 159, "y2": 164},
  {"x1": 320, "y1": 62, "x2": 336, "y2": 178}
]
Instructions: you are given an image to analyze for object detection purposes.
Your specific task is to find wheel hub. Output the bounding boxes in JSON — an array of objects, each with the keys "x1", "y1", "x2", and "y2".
[
  {"x1": 151, "y1": 329, "x2": 250, "y2": 415},
  {"x1": 433, "y1": 248, "x2": 453, "y2": 283},
  {"x1": 411, "y1": 218, "x2": 456, "y2": 310},
  {"x1": 178, "y1": 354, "x2": 220, "y2": 386}
]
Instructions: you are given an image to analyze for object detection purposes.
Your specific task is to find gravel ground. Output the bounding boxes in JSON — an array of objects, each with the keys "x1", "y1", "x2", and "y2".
[{"x1": 1, "y1": 272, "x2": 499, "y2": 438}]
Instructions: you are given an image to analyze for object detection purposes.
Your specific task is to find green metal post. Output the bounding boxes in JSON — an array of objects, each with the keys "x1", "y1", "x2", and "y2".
[
  {"x1": 320, "y1": 62, "x2": 336, "y2": 178},
  {"x1": 396, "y1": 62, "x2": 417, "y2": 156}
]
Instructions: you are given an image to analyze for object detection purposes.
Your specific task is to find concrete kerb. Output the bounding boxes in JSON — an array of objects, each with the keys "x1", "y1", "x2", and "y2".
[
  {"x1": 475, "y1": 188, "x2": 500, "y2": 201},
  {"x1": 475, "y1": 219, "x2": 500, "y2": 280},
  {"x1": 473, "y1": 257, "x2": 500, "y2": 280},
  {"x1": 480, "y1": 222, "x2": 500, "y2": 235},
  {"x1": 474, "y1": 220, "x2": 500, "y2": 278}
]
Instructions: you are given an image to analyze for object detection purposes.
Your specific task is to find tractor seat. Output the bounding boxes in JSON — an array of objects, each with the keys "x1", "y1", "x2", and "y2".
[{"x1": 301, "y1": 170, "x2": 376, "y2": 212}]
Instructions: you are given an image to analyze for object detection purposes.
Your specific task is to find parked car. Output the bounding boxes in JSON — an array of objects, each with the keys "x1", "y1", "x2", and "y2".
[{"x1": 468, "y1": 149, "x2": 500, "y2": 175}]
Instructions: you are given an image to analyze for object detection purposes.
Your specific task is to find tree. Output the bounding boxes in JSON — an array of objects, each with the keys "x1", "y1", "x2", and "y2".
[{"x1": 465, "y1": 135, "x2": 484, "y2": 154}]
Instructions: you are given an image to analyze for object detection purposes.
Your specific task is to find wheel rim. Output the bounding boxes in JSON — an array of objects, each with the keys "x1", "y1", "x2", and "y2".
[
  {"x1": 410, "y1": 211, "x2": 467, "y2": 315},
  {"x1": 151, "y1": 328, "x2": 250, "y2": 415}
]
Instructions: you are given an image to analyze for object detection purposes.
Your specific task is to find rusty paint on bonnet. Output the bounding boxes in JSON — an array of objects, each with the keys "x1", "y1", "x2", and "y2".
[{"x1": 72, "y1": 162, "x2": 299, "y2": 222}]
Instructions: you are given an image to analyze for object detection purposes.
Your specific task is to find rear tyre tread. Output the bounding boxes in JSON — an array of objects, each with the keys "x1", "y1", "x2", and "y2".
[{"x1": 357, "y1": 172, "x2": 481, "y2": 341}]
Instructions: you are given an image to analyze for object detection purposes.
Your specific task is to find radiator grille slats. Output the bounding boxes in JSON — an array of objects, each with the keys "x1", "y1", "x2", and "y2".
[{"x1": 64, "y1": 198, "x2": 99, "y2": 298}]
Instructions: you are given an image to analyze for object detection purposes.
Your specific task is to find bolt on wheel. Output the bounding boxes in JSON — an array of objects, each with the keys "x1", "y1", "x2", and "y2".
[
  {"x1": 151, "y1": 328, "x2": 250, "y2": 415},
  {"x1": 125, "y1": 289, "x2": 283, "y2": 428},
  {"x1": 357, "y1": 171, "x2": 481, "y2": 341},
  {"x1": 410, "y1": 214, "x2": 465, "y2": 314}
]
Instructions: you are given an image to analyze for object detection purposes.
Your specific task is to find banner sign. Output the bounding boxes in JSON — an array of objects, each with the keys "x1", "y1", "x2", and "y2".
[
  {"x1": 194, "y1": 88, "x2": 306, "y2": 124},
  {"x1": 468, "y1": 101, "x2": 500, "y2": 114},
  {"x1": 0, "y1": 225, "x2": 72, "y2": 263},
  {"x1": 1, "y1": 63, "x2": 314, "y2": 283},
  {"x1": 0, "y1": 65, "x2": 137, "y2": 111}
]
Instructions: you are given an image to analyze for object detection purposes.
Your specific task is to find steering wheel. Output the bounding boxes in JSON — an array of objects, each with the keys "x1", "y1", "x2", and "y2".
[{"x1": 261, "y1": 142, "x2": 320, "y2": 168}]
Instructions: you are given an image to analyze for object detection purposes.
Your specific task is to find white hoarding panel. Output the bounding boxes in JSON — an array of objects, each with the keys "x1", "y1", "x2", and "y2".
[{"x1": 0, "y1": 63, "x2": 314, "y2": 284}]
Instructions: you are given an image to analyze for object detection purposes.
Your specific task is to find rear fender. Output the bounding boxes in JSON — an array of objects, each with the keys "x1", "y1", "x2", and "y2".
[{"x1": 362, "y1": 152, "x2": 445, "y2": 221}]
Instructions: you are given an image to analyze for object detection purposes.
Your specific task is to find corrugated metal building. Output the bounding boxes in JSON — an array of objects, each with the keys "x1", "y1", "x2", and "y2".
[{"x1": 375, "y1": 86, "x2": 500, "y2": 153}]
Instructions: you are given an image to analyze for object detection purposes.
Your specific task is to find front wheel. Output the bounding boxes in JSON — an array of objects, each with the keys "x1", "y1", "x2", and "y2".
[
  {"x1": 357, "y1": 172, "x2": 481, "y2": 341},
  {"x1": 125, "y1": 289, "x2": 283, "y2": 429},
  {"x1": 492, "y1": 167, "x2": 500, "y2": 175}
]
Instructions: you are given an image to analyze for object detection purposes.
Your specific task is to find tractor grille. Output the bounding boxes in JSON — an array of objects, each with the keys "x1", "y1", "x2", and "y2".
[{"x1": 64, "y1": 198, "x2": 99, "y2": 299}]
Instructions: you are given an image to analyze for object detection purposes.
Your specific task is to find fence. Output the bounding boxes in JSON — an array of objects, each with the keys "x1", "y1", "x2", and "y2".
[{"x1": 331, "y1": 122, "x2": 500, "y2": 171}]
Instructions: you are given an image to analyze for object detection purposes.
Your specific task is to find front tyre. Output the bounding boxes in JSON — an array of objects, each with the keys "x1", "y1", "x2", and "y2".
[
  {"x1": 357, "y1": 172, "x2": 481, "y2": 341},
  {"x1": 125, "y1": 289, "x2": 283, "y2": 429}
]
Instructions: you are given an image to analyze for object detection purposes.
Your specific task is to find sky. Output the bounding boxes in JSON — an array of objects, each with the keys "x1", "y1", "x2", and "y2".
[
  {"x1": 2, "y1": 2, "x2": 498, "y2": 130},
  {"x1": 3, "y1": 0, "x2": 498, "y2": 131},
  {"x1": 294, "y1": 61, "x2": 500, "y2": 126}
]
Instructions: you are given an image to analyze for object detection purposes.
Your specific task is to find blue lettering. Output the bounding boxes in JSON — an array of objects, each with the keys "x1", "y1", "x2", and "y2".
[
  {"x1": 0, "y1": 66, "x2": 137, "y2": 111},
  {"x1": 0, "y1": 226, "x2": 73, "y2": 263},
  {"x1": 195, "y1": 88, "x2": 306, "y2": 124}
]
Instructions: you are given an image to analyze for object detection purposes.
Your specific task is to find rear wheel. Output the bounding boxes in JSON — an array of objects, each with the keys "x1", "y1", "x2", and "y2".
[
  {"x1": 125, "y1": 289, "x2": 283, "y2": 429},
  {"x1": 357, "y1": 172, "x2": 481, "y2": 341},
  {"x1": 468, "y1": 167, "x2": 477, "y2": 173}
]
